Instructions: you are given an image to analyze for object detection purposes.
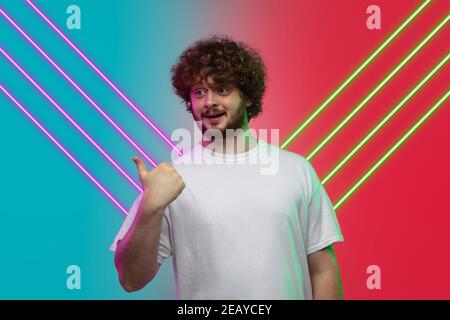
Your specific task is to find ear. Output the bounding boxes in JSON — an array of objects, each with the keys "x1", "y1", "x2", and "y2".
[{"x1": 186, "y1": 101, "x2": 193, "y2": 113}]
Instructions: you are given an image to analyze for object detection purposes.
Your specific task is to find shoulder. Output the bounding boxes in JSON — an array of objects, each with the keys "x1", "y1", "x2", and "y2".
[
  {"x1": 264, "y1": 140, "x2": 310, "y2": 171},
  {"x1": 265, "y1": 142, "x2": 318, "y2": 195}
]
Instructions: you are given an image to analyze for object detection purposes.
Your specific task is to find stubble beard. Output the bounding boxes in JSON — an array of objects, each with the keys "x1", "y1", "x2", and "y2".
[{"x1": 201, "y1": 101, "x2": 247, "y2": 139}]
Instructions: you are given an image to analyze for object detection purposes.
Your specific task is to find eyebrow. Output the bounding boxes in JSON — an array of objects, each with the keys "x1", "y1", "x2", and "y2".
[{"x1": 191, "y1": 83, "x2": 232, "y2": 90}]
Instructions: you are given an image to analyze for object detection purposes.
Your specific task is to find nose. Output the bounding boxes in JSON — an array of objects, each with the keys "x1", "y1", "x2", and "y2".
[{"x1": 205, "y1": 90, "x2": 218, "y2": 108}]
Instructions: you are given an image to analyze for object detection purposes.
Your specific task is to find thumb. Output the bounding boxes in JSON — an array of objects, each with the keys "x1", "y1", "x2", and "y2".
[{"x1": 132, "y1": 156, "x2": 147, "y2": 177}]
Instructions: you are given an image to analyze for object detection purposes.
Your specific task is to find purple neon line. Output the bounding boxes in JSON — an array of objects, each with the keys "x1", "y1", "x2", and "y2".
[
  {"x1": 25, "y1": 0, "x2": 182, "y2": 157},
  {"x1": 0, "y1": 47, "x2": 143, "y2": 193},
  {"x1": 0, "y1": 84, "x2": 128, "y2": 216},
  {"x1": 0, "y1": 7, "x2": 158, "y2": 168}
]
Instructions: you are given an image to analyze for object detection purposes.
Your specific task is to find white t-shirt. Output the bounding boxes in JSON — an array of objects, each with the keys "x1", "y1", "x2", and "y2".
[{"x1": 110, "y1": 139, "x2": 344, "y2": 299}]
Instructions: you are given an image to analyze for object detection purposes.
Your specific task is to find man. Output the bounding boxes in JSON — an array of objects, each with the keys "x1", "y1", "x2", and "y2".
[{"x1": 110, "y1": 35, "x2": 344, "y2": 299}]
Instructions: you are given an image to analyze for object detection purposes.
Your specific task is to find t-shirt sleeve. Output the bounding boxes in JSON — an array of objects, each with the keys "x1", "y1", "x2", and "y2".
[
  {"x1": 304, "y1": 160, "x2": 344, "y2": 255},
  {"x1": 109, "y1": 193, "x2": 173, "y2": 265}
]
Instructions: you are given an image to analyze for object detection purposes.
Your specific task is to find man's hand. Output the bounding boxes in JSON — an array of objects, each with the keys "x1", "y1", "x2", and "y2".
[{"x1": 132, "y1": 157, "x2": 185, "y2": 212}]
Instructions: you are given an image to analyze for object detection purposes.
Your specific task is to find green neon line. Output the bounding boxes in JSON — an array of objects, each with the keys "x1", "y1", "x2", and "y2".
[
  {"x1": 322, "y1": 53, "x2": 450, "y2": 185},
  {"x1": 306, "y1": 14, "x2": 449, "y2": 161},
  {"x1": 334, "y1": 90, "x2": 449, "y2": 210},
  {"x1": 280, "y1": 0, "x2": 431, "y2": 149}
]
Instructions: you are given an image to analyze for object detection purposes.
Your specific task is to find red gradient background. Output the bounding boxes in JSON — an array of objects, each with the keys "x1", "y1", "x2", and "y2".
[{"x1": 199, "y1": 0, "x2": 450, "y2": 299}]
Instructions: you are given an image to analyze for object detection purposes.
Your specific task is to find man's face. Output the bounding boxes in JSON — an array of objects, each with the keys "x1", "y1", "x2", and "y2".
[{"x1": 189, "y1": 77, "x2": 248, "y2": 136}]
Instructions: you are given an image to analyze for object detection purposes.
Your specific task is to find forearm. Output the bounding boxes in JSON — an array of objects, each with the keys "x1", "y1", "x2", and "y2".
[
  {"x1": 114, "y1": 195, "x2": 166, "y2": 292},
  {"x1": 310, "y1": 268, "x2": 343, "y2": 300},
  {"x1": 308, "y1": 245, "x2": 343, "y2": 300}
]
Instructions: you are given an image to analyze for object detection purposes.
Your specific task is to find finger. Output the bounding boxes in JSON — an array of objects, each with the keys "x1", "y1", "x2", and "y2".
[{"x1": 132, "y1": 156, "x2": 147, "y2": 176}]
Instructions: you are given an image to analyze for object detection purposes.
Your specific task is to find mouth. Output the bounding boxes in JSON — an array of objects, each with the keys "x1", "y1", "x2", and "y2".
[{"x1": 203, "y1": 112, "x2": 226, "y2": 120}]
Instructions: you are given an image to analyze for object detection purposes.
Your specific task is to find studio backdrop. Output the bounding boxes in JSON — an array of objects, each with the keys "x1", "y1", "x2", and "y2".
[{"x1": 0, "y1": 0, "x2": 449, "y2": 299}]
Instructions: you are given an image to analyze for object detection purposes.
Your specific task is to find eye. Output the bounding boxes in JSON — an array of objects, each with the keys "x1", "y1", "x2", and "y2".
[
  {"x1": 216, "y1": 87, "x2": 230, "y2": 95},
  {"x1": 192, "y1": 88, "x2": 207, "y2": 98}
]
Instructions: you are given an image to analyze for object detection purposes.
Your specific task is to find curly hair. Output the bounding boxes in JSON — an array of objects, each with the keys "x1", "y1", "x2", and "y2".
[{"x1": 171, "y1": 35, "x2": 266, "y2": 120}]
